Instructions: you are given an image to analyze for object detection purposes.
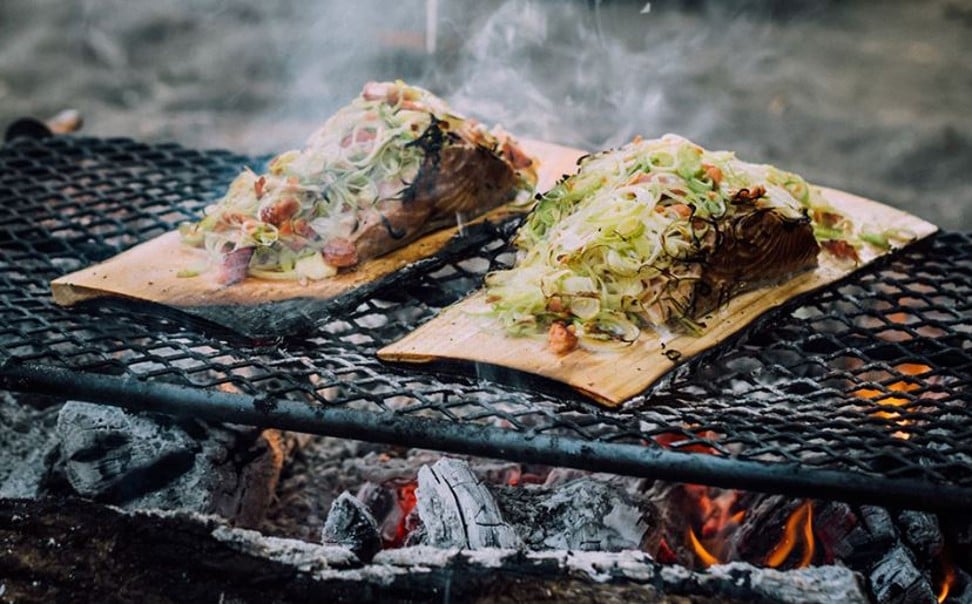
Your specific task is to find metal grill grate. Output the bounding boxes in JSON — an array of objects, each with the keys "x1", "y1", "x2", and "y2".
[{"x1": 1, "y1": 135, "x2": 970, "y2": 511}]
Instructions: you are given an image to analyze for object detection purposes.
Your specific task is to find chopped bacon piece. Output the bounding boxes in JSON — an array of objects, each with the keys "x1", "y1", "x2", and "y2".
[
  {"x1": 322, "y1": 238, "x2": 359, "y2": 268},
  {"x1": 259, "y1": 197, "x2": 300, "y2": 226},
  {"x1": 216, "y1": 247, "x2": 253, "y2": 286},
  {"x1": 254, "y1": 175, "x2": 267, "y2": 199},
  {"x1": 548, "y1": 321, "x2": 578, "y2": 355},
  {"x1": 291, "y1": 218, "x2": 315, "y2": 238},
  {"x1": 546, "y1": 296, "x2": 565, "y2": 313},
  {"x1": 702, "y1": 163, "x2": 723, "y2": 185},
  {"x1": 822, "y1": 239, "x2": 860, "y2": 263}
]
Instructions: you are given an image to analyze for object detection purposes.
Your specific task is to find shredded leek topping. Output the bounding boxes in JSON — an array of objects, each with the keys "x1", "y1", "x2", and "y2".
[
  {"x1": 485, "y1": 134, "x2": 881, "y2": 348},
  {"x1": 179, "y1": 80, "x2": 535, "y2": 282}
]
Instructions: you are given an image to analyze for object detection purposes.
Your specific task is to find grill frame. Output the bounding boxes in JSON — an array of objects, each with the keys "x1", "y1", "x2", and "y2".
[{"x1": 1, "y1": 134, "x2": 969, "y2": 512}]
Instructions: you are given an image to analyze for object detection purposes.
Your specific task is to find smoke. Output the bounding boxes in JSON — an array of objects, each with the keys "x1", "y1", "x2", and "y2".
[
  {"x1": 250, "y1": 0, "x2": 972, "y2": 226},
  {"x1": 268, "y1": 0, "x2": 811, "y2": 154},
  {"x1": 1, "y1": 0, "x2": 968, "y2": 226}
]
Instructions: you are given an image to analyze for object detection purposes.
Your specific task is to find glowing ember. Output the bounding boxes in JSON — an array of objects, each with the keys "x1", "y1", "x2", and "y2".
[
  {"x1": 656, "y1": 538, "x2": 678, "y2": 564},
  {"x1": 663, "y1": 433, "x2": 821, "y2": 572},
  {"x1": 683, "y1": 494, "x2": 817, "y2": 570},
  {"x1": 764, "y1": 502, "x2": 815, "y2": 569},
  {"x1": 384, "y1": 482, "x2": 418, "y2": 548},
  {"x1": 653, "y1": 430, "x2": 721, "y2": 454},
  {"x1": 852, "y1": 362, "x2": 932, "y2": 439}
]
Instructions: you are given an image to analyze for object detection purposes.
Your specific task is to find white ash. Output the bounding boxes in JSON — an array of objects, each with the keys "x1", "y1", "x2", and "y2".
[
  {"x1": 0, "y1": 392, "x2": 61, "y2": 498},
  {"x1": 211, "y1": 524, "x2": 360, "y2": 573}
]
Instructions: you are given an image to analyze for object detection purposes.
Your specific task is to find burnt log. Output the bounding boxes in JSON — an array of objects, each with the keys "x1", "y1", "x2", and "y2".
[
  {"x1": 415, "y1": 457, "x2": 521, "y2": 549},
  {"x1": 812, "y1": 500, "x2": 859, "y2": 563},
  {"x1": 0, "y1": 497, "x2": 869, "y2": 604}
]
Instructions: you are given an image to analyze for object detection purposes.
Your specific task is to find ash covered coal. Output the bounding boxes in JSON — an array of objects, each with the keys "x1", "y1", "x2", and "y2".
[
  {"x1": 0, "y1": 397, "x2": 298, "y2": 527},
  {"x1": 0, "y1": 0, "x2": 969, "y2": 228}
]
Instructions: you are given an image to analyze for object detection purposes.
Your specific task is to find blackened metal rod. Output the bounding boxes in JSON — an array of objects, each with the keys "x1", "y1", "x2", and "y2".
[{"x1": 2, "y1": 360, "x2": 970, "y2": 513}]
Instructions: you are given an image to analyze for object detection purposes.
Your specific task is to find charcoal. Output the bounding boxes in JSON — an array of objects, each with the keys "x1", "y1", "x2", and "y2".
[
  {"x1": 262, "y1": 436, "x2": 380, "y2": 543},
  {"x1": 355, "y1": 481, "x2": 402, "y2": 545},
  {"x1": 415, "y1": 458, "x2": 520, "y2": 549},
  {"x1": 868, "y1": 543, "x2": 936, "y2": 604},
  {"x1": 495, "y1": 477, "x2": 653, "y2": 552},
  {"x1": 321, "y1": 492, "x2": 382, "y2": 562},
  {"x1": 812, "y1": 501, "x2": 859, "y2": 563},
  {"x1": 842, "y1": 505, "x2": 900, "y2": 567},
  {"x1": 403, "y1": 517, "x2": 426, "y2": 547},
  {"x1": 860, "y1": 506, "x2": 898, "y2": 546},
  {"x1": 56, "y1": 401, "x2": 198, "y2": 501},
  {"x1": 46, "y1": 401, "x2": 293, "y2": 526},
  {"x1": 896, "y1": 510, "x2": 943, "y2": 561}
]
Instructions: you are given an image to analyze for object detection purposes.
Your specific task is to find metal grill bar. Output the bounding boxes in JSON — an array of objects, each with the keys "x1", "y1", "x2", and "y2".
[
  {"x1": 4, "y1": 361, "x2": 970, "y2": 511},
  {"x1": 1, "y1": 135, "x2": 970, "y2": 511}
]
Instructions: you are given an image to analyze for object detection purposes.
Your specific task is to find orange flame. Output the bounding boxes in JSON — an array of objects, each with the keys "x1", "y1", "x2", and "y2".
[
  {"x1": 938, "y1": 557, "x2": 956, "y2": 603},
  {"x1": 764, "y1": 501, "x2": 815, "y2": 569},
  {"x1": 688, "y1": 527, "x2": 721, "y2": 567},
  {"x1": 681, "y1": 485, "x2": 747, "y2": 568}
]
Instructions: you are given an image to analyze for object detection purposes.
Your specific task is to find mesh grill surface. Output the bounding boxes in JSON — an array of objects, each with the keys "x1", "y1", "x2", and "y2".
[{"x1": 1, "y1": 136, "x2": 969, "y2": 504}]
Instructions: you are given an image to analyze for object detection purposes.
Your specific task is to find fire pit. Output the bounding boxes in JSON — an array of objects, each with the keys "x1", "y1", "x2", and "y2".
[{"x1": 0, "y1": 133, "x2": 970, "y2": 602}]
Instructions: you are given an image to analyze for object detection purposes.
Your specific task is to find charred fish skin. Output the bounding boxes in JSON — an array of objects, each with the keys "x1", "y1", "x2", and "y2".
[
  {"x1": 351, "y1": 120, "x2": 520, "y2": 263},
  {"x1": 694, "y1": 208, "x2": 820, "y2": 316}
]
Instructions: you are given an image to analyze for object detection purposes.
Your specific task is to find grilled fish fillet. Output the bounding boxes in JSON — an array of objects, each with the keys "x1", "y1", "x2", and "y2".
[{"x1": 180, "y1": 80, "x2": 537, "y2": 285}]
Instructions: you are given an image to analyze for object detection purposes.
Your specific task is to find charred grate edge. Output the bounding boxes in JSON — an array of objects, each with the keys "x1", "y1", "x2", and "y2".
[{"x1": 0, "y1": 135, "x2": 969, "y2": 511}]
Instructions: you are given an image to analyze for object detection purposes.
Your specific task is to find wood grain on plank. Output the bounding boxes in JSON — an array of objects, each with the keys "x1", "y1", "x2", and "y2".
[
  {"x1": 50, "y1": 139, "x2": 584, "y2": 311},
  {"x1": 377, "y1": 186, "x2": 938, "y2": 407}
]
